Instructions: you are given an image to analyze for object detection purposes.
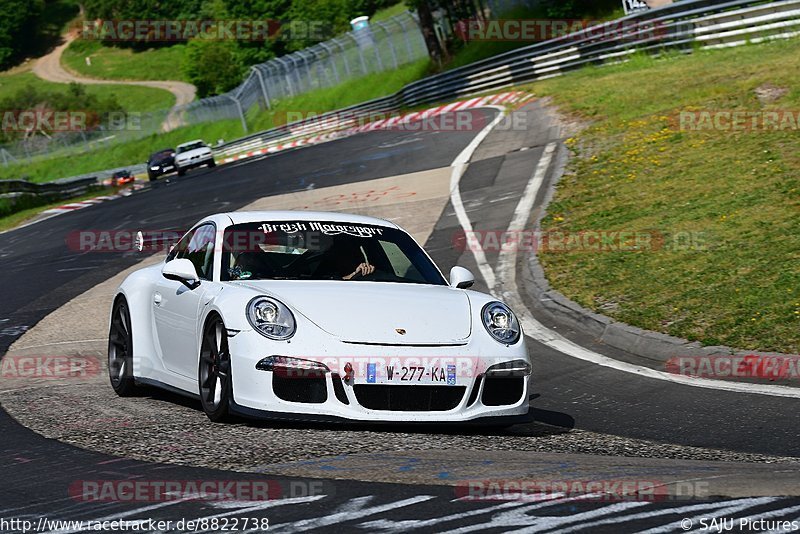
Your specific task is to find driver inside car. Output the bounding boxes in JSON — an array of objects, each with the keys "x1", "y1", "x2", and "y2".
[
  {"x1": 334, "y1": 240, "x2": 375, "y2": 280},
  {"x1": 343, "y1": 260, "x2": 375, "y2": 280}
]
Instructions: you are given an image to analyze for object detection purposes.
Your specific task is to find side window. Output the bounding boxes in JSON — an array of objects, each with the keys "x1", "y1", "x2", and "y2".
[
  {"x1": 167, "y1": 229, "x2": 195, "y2": 262},
  {"x1": 378, "y1": 239, "x2": 424, "y2": 282},
  {"x1": 169, "y1": 224, "x2": 216, "y2": 280}
]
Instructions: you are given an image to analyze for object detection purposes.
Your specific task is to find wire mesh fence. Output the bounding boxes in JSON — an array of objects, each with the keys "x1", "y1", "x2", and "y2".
[{"x1": 0, "y1": 10, "x2": 428, "y2": 168}]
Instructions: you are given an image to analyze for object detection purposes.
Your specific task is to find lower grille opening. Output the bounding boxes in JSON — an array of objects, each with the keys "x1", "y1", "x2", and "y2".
[
  {"x1": 466, "y1": 375, "x2": 483, "y2": 407},
  {"x1": 481, "y1": 376, "x2": 524, "y2": 406},
  {"x1": 354, "y1": 385, "x2": 466, "y2": 411},
  {"x1": 272, "y1": 374, "x2": 328, "y2": 404},
  {"x1": 331, "y1": 373, "x2": 349, "y2": 405}
]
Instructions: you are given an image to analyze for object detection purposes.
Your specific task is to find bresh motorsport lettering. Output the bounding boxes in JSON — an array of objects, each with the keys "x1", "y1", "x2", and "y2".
[{"x1": 259, "y1": 221, "x2": 385, "y2": 238}]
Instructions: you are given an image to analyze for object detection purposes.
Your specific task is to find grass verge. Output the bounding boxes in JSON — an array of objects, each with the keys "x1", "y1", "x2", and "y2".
[
  {"x1": 62, "y1": 41, "x2": 191, "y2": 83},
  {"x1": 530, "y1": 38, "x2": 800, "y2": 353},
  {"x1": 0, "y1": 70, "x2": 175, "y2": 112},
  {"x1": 0, "y1": 187, "x2": 118, "y2": 232}
]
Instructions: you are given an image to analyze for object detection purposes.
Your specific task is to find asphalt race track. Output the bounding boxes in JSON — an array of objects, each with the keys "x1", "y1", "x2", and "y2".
[{"x1": 2, "y1": 106, "x2": 800, "y2": 532}]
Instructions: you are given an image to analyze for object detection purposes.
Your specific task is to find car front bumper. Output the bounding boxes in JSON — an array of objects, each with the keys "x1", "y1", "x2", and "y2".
[
  {"x1": 175, "y1": 155, "x2": 214, "y2": 170},
  {"x1": 149, "y1": 164, "x2": 175, "y2": 176},
  {"x1": 227, "y1": 329, "x2": 532, "y2": 423}
]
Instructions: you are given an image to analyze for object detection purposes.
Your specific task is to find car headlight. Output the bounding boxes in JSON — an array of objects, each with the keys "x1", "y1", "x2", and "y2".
[
  {"x1": 481, "y1": 302, "x2": 521, "y2": 344},
  {"x1": 150, "y1": 165, "x2": 159, "y2": 170},
  {"x1": 246, "y1": 296, "x2": 296, "y2": 340}
]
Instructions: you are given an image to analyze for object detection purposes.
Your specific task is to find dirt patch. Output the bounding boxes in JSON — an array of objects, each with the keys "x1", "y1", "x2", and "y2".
[{"x1": 754, "y1": 83, "x2": 789, "y2": 104}]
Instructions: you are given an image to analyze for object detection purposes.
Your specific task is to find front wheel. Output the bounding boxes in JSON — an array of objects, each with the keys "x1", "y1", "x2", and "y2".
[
  {"x1": 108, "y1": 298, "x2": 138, "y2": 396},
  {"x1": 199, "y1": 315, "x2": 234, "y2": 422},
  {"x1": 207, "y1": 160, "x2": 216, "y2": 168},
  {"x1": 177, "y1": 167, "x2": 186, "y2": 176}
]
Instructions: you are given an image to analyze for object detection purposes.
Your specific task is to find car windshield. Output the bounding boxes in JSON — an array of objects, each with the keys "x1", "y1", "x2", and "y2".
[
  {"x1": 220, "y1": 221, "x2": 447, "y2": 285},
  {"x1": 150, "y1": 150, "x2": 173, "y2": 162},
  {"x1": 177, "y1": 142, "x2": 205, "y2": 153}
]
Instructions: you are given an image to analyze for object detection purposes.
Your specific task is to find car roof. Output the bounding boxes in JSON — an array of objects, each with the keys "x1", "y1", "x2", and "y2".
[
  {"x1": 177, "y1": 140, "x2": 205, "y2": 147},
  {"x1": 221, "y1": 211, "x2": 400, "y2": 229},
  {"x1": 148, "y1": 150, "x2": 172, "y2": 160}
]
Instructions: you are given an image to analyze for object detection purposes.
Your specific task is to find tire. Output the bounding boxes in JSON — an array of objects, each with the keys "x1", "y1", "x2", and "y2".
[
  {"x1": 198, "y1": 315, "x2": 234, "y2": 423},
  {"x1": 108, "y1": 297, "x2": 138, "y2": 396},
  {"x1": 207, "y1": 160, "x2": 216, "y2": 168},
  {"x1": 148, "y1": 171, "x2": 157, "y2": 181},
  {"x1": 177, "y1": 167, "x2": 186, "y2": 176}
]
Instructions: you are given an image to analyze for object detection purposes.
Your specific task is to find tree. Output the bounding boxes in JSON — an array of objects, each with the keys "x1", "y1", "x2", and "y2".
[
  {"x1": 0, "y1": 0, "x2": 44, "y2": 69},
  {"x1": 406, "y1": 0, "x2": 445, "y2": 66},
  {"x1": 183, "y1": 39, "x2": 245, "y2": 97}
]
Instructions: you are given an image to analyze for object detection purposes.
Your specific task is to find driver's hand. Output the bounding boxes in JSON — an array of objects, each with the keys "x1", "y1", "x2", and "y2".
[{"x1": 344, "y1": 262, "x2": 375, "y2": 280}]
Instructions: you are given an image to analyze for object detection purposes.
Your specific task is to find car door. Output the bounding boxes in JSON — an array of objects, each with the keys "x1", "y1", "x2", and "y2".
[{"x1": 153, "y1": 223, "x2": 217, "y2": 379}]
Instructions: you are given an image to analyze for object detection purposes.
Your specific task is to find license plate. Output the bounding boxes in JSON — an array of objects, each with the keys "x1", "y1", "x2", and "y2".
[{"x1": 363, "y1": 364, "x2": 458, "y2": 386}]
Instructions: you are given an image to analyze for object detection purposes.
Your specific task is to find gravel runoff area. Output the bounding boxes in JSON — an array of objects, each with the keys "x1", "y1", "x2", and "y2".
[{"x1": 1, "y1": 377, "x2": 798, "y2": 479}]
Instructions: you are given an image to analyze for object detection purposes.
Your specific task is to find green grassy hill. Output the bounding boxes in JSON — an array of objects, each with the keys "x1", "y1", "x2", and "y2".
[
  {"x1": 532, "y1": 38, "x2": 800, "y2": 353},
  {"x1": 0, "y1": 69, "x2": 176, "y2": 112}
]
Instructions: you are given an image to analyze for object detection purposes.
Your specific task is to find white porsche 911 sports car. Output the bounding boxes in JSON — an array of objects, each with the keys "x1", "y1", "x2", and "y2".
[{"x1": 109, "y1": 211, "x2": 532, "y2": 424}]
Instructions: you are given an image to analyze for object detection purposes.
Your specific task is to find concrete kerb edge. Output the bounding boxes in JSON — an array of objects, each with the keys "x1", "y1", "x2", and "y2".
[{"x1": 518, "y1": 105, "x2": 794, "y2": 365}]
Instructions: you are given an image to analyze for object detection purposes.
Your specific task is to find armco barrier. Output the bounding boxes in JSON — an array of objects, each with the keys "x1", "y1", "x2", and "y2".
[
  {"x1": 0, "y1": 176, "x2": 98, "y2": 197},
  {"x1": 211, "y1": 0, "x2": 800, "y2": 161},
  {"x1": 48, "y1": 0, "x2": 800, "y2": 184}
]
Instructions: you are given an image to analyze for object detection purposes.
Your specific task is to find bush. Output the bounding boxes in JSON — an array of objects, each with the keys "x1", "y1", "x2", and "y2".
[
  {"x1": 182, "y1": 39, "x2": 246, "y2": 98},
  {"x1": 0, "y1": 83, "x2": 124, "y2": 143}
]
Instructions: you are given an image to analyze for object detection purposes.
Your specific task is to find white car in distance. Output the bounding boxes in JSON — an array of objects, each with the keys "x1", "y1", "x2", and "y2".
[{"x1": 174, "y1": 140, "x2": 216, "y2": 176}]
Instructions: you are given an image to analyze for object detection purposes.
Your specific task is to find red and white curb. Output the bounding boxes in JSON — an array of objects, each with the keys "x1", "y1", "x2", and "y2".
[
  {"x1": 41, "y1": 183, "x2": 145, "y2": 215},
  {"x1": 220, "y1": 91, "x2": 534, "y2": 165},
  {"x1": 34, "y1": 91, "x2": 533, "y2": 218}
]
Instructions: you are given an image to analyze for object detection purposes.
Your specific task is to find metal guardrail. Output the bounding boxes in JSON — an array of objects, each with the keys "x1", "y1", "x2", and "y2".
[
  {"x1": 0, "y1": 176, "x2": 99, "y2": 206},
  {"x1": 46, "y1": 0, "x2": 800, "y2": 184},
  {"x1": 210, "y1": 0, "x2": 800, "y2": 160}
]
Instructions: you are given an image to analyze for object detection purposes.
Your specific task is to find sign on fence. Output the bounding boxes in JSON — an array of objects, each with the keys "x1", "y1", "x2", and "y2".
[
  {"x1": 623, "y1": 0, "x2": 650, "y2": 14},
  {"x1": 623, "y1": 0, "x2": 674, "y2": 15}
]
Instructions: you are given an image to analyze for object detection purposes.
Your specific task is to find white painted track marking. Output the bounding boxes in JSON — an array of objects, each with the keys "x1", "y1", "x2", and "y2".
[
  {"x1": 449, "y1": 109, "x2": 800, "y2": 399},
  {"x1": 448, "y1": 105, "x2": 508, "y2": 291},
  {"x1": 266, "y1": 495, "x2": 435, "y2": 534}
]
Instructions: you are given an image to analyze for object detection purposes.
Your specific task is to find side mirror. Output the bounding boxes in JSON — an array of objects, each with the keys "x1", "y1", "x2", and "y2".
[
  {"x1": 162, "y1": 258, "x2": 200, "y2": 289},
  {"x1": 449, "y1": 266, "x2": 474, "y2": 289}
]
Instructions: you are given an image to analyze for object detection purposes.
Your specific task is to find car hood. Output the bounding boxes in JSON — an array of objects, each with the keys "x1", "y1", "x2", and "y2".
[
  {"x1": 175, "y1": 148, "x2": 210, "y2": 159},
  {"x1": 235, "y1": 281, "x2": 472, "y2": 345}
]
